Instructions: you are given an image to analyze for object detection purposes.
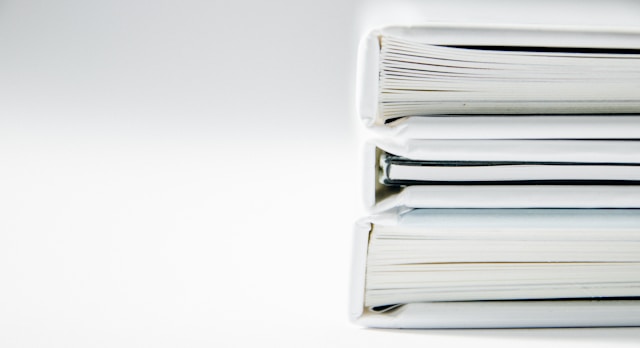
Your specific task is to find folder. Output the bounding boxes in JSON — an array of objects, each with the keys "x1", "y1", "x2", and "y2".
[
  {"x1": 364, "y1": 141, "x2": 640, "y2": 210},
  {"x1": 357, "y1": 24, "x2": 640, "y2": 127},
  {"x1": 350, "y1": 209, "x2": 640, "y2": 328}
]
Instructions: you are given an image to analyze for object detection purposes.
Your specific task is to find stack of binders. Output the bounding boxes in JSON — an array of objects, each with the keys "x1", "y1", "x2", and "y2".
[{"x1": 350, "y1": 24, "x2": 640, "y2": 328}]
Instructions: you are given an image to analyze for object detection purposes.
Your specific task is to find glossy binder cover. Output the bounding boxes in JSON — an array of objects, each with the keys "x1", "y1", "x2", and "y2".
[
  {"x1": 366, "y1": 115, "x2": 640, "y2": 140},
  {"x1": 350, "y1": 212, "x2": 640, "y2": 328}
]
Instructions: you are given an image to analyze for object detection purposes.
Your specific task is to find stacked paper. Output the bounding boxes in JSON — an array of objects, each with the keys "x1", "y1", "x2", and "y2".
[{"x1": 351, "y1": 24, "x2": 640, "y2": 328}]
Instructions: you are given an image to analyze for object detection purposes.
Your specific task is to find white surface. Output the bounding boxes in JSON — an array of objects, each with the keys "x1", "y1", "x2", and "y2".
[{"x1": 1, "y1": 0, "x2": 640, "y2": 347}]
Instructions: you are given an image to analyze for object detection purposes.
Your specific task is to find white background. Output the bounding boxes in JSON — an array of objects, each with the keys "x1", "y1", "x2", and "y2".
[{"x1": 1, "y1": 0, "x2": 640, "y2": 346}]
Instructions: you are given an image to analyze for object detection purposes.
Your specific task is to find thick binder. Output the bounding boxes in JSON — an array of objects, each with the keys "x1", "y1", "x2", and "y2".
[
  {"x1": 357, "y1": 25, "x2": 640, "y2": 127},
  {"x1": 350, "y1": 209, "x2": 640, "y2": 328}
]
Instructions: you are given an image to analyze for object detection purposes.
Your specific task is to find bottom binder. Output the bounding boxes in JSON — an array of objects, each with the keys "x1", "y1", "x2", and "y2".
[{"x1": 351, "y1": 209, "x2": 640, "y2": 328}]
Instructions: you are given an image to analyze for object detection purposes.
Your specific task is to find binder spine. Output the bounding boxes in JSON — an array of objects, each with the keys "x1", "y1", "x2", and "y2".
[{"x1": 356, "y1": 31, "x2": 381, "y2": 127}]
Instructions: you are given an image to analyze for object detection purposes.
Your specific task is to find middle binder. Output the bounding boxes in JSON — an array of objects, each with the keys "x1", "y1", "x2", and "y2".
[{"x1": 364, "y1": 140, "x2": 640, "y2": 211}]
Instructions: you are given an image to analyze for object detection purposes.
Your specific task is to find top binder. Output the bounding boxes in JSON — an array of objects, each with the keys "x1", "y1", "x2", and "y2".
[{"x1": 357, "y1": 25, "x2": 640, "y2": 127}]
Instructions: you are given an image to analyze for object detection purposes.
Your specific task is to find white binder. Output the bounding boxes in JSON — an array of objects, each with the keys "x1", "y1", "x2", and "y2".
[
  {"x1": 357, "y1": 24, "x2": 640, "y2": 128},
  {"x1": 350, "y1": 210, "x2": 640, "y2": 328},
  {"x1": 364, "y1": 141, "x2": 640, "y2": 211}
]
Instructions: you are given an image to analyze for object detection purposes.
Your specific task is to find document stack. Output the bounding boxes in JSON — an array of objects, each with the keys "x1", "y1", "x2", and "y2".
[{"x1": 350, "y1": 25, "x2": 640, "y2": 328}]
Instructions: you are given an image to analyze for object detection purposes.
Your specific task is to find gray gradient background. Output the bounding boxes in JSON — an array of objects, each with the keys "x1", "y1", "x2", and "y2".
[{"x1": 2, "y1": 0, "x2": 640, "y2": 346}]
